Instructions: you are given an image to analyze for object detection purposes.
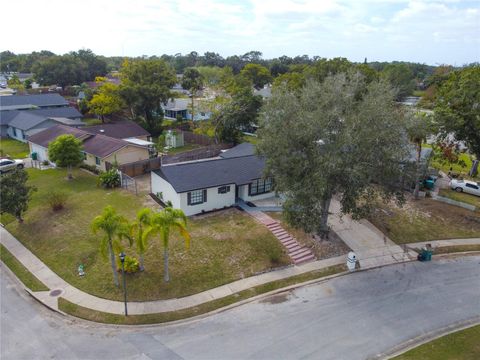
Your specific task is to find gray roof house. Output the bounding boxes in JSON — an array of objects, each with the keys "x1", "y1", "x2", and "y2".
[
  {"x1": 0, "y1": 94, "x2": 83, "y2": 140},
  {"x1": 151, "y1": 143, "x2": 274, "y2": 216},
  {"x1": 162, "y1": 98, "x2": 211, "y2": 121}
]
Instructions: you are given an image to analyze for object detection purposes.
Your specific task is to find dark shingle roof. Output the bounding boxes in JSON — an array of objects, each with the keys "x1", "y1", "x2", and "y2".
[
  {"x1": 0, "y1": 94, "x2": 68, "y2": 110},
  {"x1": 28, "y1": 124, "x2": 141, "y2": 158},
  {"x1": 219, "y1": 143, "x2": 255, "y2": 158},
  {"x1": 83, "y1": 121, "x2": 150, "y2": 139},
  {"x1": 154, "y1": 155, "x2": 266, "y2": 193},
  {"x1": 29, "y1": 107, "x2": 82, "y2": 119},
  {"x1": 8, "y1": 112, "x2": 48, "y2": 130},
  {"x1": 28, "y1": 125, "x2": 89, "y2": 148},
  {"x1": 0, "y1": 110, "x2": 19, "y2": 125}
]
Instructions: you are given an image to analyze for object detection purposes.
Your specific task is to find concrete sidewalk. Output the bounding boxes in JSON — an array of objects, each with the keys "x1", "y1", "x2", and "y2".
[
  {"x1": 0, "y1": 226, "x2": 344, "y2": 315},
  {"x1": 2, "y1": 225, "x2": 479, "y2": 317}
]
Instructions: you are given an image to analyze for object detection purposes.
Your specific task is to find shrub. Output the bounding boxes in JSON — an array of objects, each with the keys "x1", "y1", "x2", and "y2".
[
  {"x1": 42, "y1": 160, "x2": 49, "y2": 166},
  {"x1": 99, "y1": 169, "x2": 120, "y2": 188},
  {"x1": 80, "y1": 164, "x2": 101, "y2": 175},
  {"x1": 117, "y1": 256, "x2": 139, "y2": 273},
  {"x1": 46, "y1": 191, "x2": 68, "y2": 211},
  {"x1": 267, "y1": 246, "x2": 283, "y2": 265}
]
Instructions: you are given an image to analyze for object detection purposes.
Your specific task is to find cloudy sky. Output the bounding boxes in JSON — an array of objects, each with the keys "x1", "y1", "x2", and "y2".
[{"x1": 3, "y1": 0, "x2": 479, "y2": 65}]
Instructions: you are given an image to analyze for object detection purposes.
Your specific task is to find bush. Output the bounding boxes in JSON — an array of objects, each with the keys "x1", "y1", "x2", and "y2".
[
  {"x1": 117, "y1": 256, "x2": 139, "y2": 273},
  {"x1": 42, "y1": 160, "x2": 49, "y2": 166},
  {"x1": 99, "y1": 169, "x2": 121, "y2": 188},
  {"x1": 80, "y1": 164, "x2": 101, "y2": 175},
  {"x1": 46, "y1": 191, "x2": 68, "y2": 211}
]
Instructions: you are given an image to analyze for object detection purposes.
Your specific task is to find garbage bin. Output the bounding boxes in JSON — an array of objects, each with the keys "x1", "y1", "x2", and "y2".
[
  {"x1": 31, "y1": 152, "x2": 37, "y2": 161},
  {"x1": 347, "y1": 251, "x2": 357, "y2": 271},
  {"x1": 417, "y1": 247, "x2": 433, "y2": 261}
]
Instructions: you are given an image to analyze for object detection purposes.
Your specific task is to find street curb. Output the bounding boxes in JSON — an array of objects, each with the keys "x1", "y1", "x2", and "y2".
[{"x1": 371, "y1": 316, "x2": 480, "y2": 359}]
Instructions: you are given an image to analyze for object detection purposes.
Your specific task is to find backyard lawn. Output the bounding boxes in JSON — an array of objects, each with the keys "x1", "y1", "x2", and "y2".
[
  {"x1": 5, "y1": 168, "x2": 290, "y2": 301},
  {"x1": 369, "y1": 197, "x2": 480, "y2": 244},
  {"x1": 163, "y1": 142, "x2": 203, "y2": 155},
  {"x1": 439, "y1": 188, "x2": 480, "y2": 209},
  {"x1": 0, "y1": 138, "x2": 30, "y2": 158}
]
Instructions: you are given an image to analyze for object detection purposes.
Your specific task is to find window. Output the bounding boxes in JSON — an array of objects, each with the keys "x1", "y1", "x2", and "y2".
[
  {"x1": 249, "y1": 178, "x2": 273, "y2": 196},
  {"x1": 466, "y1": 183, "x2": 479, "y2": 190},
  {"x1": 95, "y1": 156, "x2": 101, "y2": 166},
  {"x1": 188, "y1": 189, "x2": 207, "y2": 205},
  {"x1": 82, "y1": 152, "x2": 87, "y2": 160},
  {"x1": 22, "y1": 130, "x2": 27, "y2": 140},
  {"x1": 218, "y1": 186, "x2": 231, "y2": 194}
]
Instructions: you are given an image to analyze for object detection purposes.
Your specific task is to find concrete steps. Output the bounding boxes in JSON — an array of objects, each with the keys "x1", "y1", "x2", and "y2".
[{"x1": 241, "y1": 205, "x2": 316, "y2": 265}]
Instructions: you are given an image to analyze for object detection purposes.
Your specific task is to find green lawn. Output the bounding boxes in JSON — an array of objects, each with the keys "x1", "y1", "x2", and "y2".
[
  {"x1": 243, "y1": 134, "x2": 259, "y2": 145},
  {"x1": 439, "y1": 188, "x2": 480, "y2": 209},
  {"x1": 423, "y1": 143, "x2": 477, "y2": 179},
  {"x1": 83, "y1": 118, "x2": 103, "y2": 125},
  {"x1": 163, "y1": 142, "x2": 203, "y2": 155},
  {"x1": 369, "y1": 198, "x2": 480, "y2": 244},
  {"x1": 0, "y1": 138, "x2": 30, "y2": 158},
  {"x1": 0, "y1": 244, "x2": 49, "y2": 291},
  {"x1": 6, "y1": 168, "x2": 290, "y2": 301},
  {"x1": 394, "y1": 325, "x2": 480, "y2": 360}
]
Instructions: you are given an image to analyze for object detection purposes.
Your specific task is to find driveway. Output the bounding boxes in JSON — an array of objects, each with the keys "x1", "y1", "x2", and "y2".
[{"x1": 2, "y1": 255, "x2": 479, "y2": 360}]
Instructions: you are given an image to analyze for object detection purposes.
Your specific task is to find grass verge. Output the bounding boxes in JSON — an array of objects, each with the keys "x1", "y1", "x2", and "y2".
[
  {"x1": 429, "y1": 245, "x2": 480, "y2": 255},
  {"x1": 58, "y1": 264, "x2": 346, "y2": 325},
  {"x1": 438, "y1": 189, "x2": 480, "y2": 209},
  {"x1": 0, "y1": 244, "x2": 49, "y2": 291},
  {"x1": 393, "y1": 324, "x2": 480, "y2": 360}
]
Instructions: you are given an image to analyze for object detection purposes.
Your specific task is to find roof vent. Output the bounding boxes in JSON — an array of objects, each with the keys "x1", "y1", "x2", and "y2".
[{"x1": 99, "y1": 129, "x2": 105, "y2": 133}]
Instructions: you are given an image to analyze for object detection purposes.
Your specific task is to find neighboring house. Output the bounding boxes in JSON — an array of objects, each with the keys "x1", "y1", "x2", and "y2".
[
  {"x1": 0, "y1": 94, "x2": 83, "y2": 140},
  {"x1": 162, "y1": 98, "x2": 212, "y2": 121},
  {"x1": 28, "y1": 124, "x2": 151, "y2": 171},
  {"x1": 83, "y1": 120, "x2": 151, "y2": 141},
  {"x1": 151, "y1": 143, "x2": 274, "y2": 216},
  {"x1": 0, "y1": 93, "x2": 68, "y2": 111},
  {"x1": 253, "y1": 85, "x2": 272, "y2": 100}
]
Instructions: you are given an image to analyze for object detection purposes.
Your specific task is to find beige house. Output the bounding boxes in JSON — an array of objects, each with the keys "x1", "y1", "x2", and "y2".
[{"x1": 28, "y1": 124, "x2": 151, "y2": 171}]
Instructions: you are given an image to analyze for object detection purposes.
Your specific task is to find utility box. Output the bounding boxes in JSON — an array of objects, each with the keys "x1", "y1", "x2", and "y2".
[{"x1": 347, "y1": 251, "x2": 357, "y2": 271}]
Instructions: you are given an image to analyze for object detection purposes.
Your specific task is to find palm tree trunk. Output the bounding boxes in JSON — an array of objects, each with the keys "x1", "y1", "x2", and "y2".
[
  {"x1": 191, "y1": 95, "x2": 195, "y2": 121},
  {"x1": 139, "y1": 253, "x2": 145, "y2": 272},
  {"x1": 413, "y1": 142, "x2": 422, "y2": 199},
  {"x1": 109, "y1": 241, "x2": 119, "y2": 286},
  {"x1": 163, "y1": 248, "x2": 170, "y2": 282},
  {"x1": 319, "y1": 194, "x2": 332, "y2": 239}
]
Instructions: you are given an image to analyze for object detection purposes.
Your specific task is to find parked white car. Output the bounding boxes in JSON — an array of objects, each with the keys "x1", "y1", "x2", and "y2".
[
  {"x1": 450, "y1": 179, "x2": 480, "y2": 197},
  {"x1": 0, "y1": 158, "x2": 24, "y2": 174}
]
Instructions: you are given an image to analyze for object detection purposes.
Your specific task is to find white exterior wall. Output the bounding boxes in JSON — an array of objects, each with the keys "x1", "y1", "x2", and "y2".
[
  {"x1": 8, "y1": 127, "x2": 27, "y2": 142},
  {"x1": 29, "y1": 143, "x2": 48, "y2": 162},
  {"x1": 237, "y1": 184, "x2": 274, "y2": 202},
  {"x1": 179, "y1": 183, "x2": 236, "y2": 216},
  {"x1": 151, "y1": 172, "x2": 182, "y2": 209}
]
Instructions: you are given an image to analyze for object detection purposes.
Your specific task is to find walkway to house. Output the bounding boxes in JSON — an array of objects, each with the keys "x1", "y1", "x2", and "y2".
[{"x1": 237, "y1": 202, "x2": 316, "y2": 265}]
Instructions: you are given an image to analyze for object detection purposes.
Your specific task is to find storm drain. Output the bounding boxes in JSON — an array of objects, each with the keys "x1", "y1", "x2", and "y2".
[{"x1": 49, "y1": 289, "x2": 62, "y2": 297}]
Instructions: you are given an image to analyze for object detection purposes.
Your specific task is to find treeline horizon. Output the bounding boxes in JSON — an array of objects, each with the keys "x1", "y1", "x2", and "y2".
[{"x1": 2, "y1": 49, "x2": 471, "y2": 77}]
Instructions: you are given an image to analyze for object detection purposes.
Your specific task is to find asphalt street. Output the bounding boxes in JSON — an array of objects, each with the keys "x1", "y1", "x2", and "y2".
[{"x1": 1, "y1": 256, "x2": 479, "y2": 360}]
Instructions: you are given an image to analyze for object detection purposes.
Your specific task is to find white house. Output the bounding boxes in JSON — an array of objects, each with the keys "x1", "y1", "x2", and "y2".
[{"x1": 151, "y1": 143, "x2": 274, "y2": 216}]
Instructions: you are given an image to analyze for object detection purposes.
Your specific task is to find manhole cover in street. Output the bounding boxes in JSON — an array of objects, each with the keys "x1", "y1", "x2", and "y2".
[{"x1": 49, "y1": 289, "x2": 62, "y2": 297}]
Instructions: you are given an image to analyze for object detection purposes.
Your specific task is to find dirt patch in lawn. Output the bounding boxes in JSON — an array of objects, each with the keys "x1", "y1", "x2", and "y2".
[
  {"x1": 266, "y1": 212, "x2": 351, "y2": 259},
  {"x1": 369, "y1": 195, "x2": 480, "y2": 244}
]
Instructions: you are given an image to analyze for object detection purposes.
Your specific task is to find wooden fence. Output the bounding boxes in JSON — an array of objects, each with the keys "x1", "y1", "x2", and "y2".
[
  {"x1": 106, "y1": 157, "x2": 162, "y2": 178},
  {"x1": 182, "y1": 131, "x2": 214, "y2": 146}
]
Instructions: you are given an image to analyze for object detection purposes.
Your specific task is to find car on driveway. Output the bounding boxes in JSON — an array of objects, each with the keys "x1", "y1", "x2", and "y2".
[
  {"x1": 450, "y1": 179, "x2": 480, "y2": 197},
  {"x1": 0, "y1": 158, "x2": 24, "y2": 174}
]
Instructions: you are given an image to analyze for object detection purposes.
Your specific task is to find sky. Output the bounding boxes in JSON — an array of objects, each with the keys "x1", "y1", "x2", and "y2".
[{"x1": 3, "y1": 0, "x2": 479, "y2": 65}]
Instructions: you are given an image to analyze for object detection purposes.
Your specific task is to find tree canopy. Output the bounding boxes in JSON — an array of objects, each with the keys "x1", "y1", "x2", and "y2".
[
  {"x1": 47, "y1": 135, "x2": 84, "y2": 179},
  {"x1": 434, "y1": 65, "x2": 480, "y2": 160},
  {"x1": 88, "y1": 78, "x2": 124, "y2": 122},
  {"x1": 119, "y1": 58, "x2": 176, "y2": 134},
  {"x1": 240, "y1": 63, "x2": 272, "y2": 89},
  {"x1": 257, "y1": 72, "x2": 409, "y2": 237},
  {"x1": 0, "y1": 169, "x2": 36, "y2": 222}
]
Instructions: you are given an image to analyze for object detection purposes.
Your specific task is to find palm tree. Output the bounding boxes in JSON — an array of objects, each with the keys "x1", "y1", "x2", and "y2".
[
  {"x1": 119, "y1": 208, "x2": 154, "y2": 271},
  {"x1": 407, "y1": 112, "x2": 435, "y2": 199},
  {"x1": 91, "y1": 206, "x2": 127, "y2": 286},
  {"x1": 151, "y1": 207, "x2": 190, "y2": 282}
]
